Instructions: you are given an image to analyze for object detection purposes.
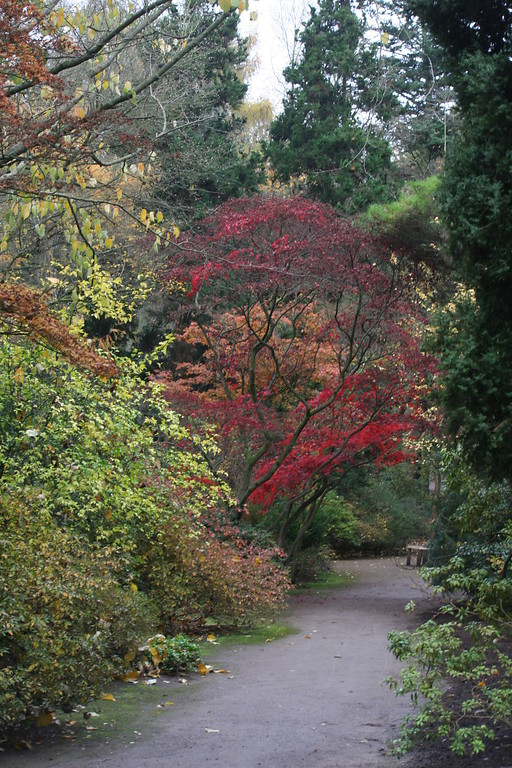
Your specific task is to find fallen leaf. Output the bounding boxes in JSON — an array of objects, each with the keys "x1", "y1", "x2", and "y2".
[
  {"x1": 197, "y1": 663, "x2": 209, "y2": 676},
  {"x1": 206, "y1": 634, "x2": 217, "y2": 643},
  {"x1": 102, "y1": 693, "x2": 116, "y2": 701},
  {"x1": 265, "y1": 638, "x2": 273, "y2": 643},
  {"x1": 304, "y1": 635, "x2": 311, "y2": 639},
  {"x1": 124, "y1": 649, "x2": 136, "y2": 662},
  {"x1": 213, "y1": 669, "x2": 230, "y2": 674},
  {"x1": 205, "y1": 728, "x2": 220, "y2": 733},
  {"x1": 334, "y1": 655, "x2": 342, "y2": 658},
  {"x1": 120, "y1": 670, "x2": 139, "y2": 682},
  {"x1": 37, "y1": 712, "x2": 54, "y2": 727},
  {"x1": 178, "y1": 678, "x2": 188, "y2": 685},
  {"x1": 164, "y1": 701, "x2": 174, "y2": 707},
  {"x1": 144, "y1": 678, "x2": 157, "y2": 686},
  {"x1": 15, "y1": 741, "x2": 32, "y2": 750}
]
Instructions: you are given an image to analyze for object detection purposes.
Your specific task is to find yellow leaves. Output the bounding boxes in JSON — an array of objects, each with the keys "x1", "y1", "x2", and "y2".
[
  {"x1": 37, "y1": 712, "x2": 54, "y2": 727},
  {"x1": 120, "y1": 670, "x2": 139, "y2": 682},
  {"x1": 381, "y1": 32, "x2": 390, "y2": 45},
  {"x1": 129, "y1": 582, "x2": 138, "y2": 593},
  {"x1": 117, "y1": 188, "x2": 123, "y2": 201},
  {"x1": 173, "y1": 225, "x2": 180, "y2": 239},
  {"x1": 124, "y1": 649, "x2": 136, "y2": 662},
  {"x1": 14, "y1": 366, "x2": 24, "y2": 383},
  {"x1": 140, "y1": 209, "x2": 147, "y2": 223},
  {"x1": 102, "y1": 693, "x2": 116, "y2": 701},
  {"x1": 138, "y1": 162, "x2": 145, "y2": 174},
  {"x1": 197, "y1": 663, "x2": 209, "y2": 675},
  {"x1": 156, "y1": 211, "x2": 164, "y2": 224},
  {"x1": 219, "y1": 0, "x2": 230, "y2": 11},
  {"x1": 21, "y1": 203, "x2": 31, "y2": 220},
  {"x1": 104, "y1": 237, "x2": 114, "y2": 249},
  {"x1": 75, "y1": 107, "x2": 86, "y2": 120}
]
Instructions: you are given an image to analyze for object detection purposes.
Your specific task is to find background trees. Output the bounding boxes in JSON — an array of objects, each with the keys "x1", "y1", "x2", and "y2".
[{"x1": 266, "y1": 0, "x2": 393, "y2": 210}]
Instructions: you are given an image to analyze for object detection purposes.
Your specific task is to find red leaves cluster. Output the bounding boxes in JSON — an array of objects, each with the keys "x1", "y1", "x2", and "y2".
[
  {"x1": 161, "y1": 196, "x2": 437, "y2": 512},
  {"x1": 0, "y1": 282, "x2": 117, "y2": 378}
]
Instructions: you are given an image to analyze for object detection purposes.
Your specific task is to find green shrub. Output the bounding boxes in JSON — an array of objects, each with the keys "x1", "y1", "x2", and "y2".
[
  {"x1": 143, "y1": 634, "x2": 203, "y2": 674},
  {"x1": 0, "y1": 493, "x2": 157, "y2": 741}
]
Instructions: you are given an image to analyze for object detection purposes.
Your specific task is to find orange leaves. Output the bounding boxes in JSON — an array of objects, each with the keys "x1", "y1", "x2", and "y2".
[{"x1": 0, "y1": 283, "x2": 117, "y2": 378}]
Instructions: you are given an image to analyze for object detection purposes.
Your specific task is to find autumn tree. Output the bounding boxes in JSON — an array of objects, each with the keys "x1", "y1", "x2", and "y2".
[
  {"x1": 161, "y1": 197, "x2": 436, "y2": 564},
  {"x1": 0, "y1": 0, "x2": 244, "y2": 332}
]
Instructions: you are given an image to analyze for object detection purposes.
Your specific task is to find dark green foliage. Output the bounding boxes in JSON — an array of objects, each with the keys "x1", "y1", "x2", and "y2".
[
  {"x1": 409, "y1": 0, "x2": 512, "y2": 481},
  {"x1": 405, "y1": 0, "x2": 511, "y2": 57},
  {"x1": 146, "y1": 3, "x2": 263, "y2": 223},
  {"x1": 266, "y1": 0, "x2": 393, "y2": 211}
]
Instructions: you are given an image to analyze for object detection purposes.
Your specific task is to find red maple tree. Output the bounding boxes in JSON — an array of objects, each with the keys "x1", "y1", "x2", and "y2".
[{"x1": 161, "y1": 197, "x2": 437, "y2": 557}]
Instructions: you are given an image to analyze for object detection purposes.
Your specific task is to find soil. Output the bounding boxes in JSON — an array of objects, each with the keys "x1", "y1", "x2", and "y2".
[{"x1": 3, "y1": 558, "x2": 507, "y2": 768}]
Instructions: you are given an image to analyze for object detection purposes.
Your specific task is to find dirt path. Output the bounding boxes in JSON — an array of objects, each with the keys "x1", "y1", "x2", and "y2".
[{"x1": 3, "y1": 558, "x2": 431, "y2": 768}]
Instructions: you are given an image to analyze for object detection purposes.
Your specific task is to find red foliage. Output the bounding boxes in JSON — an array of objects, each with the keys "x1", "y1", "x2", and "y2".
[{"x1": 161, "y1": 197, "x2": 437, "y2": 513}]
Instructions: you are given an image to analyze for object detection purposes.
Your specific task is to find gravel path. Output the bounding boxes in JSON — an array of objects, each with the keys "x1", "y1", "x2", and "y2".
[{"x1": 3, "y1": 558, "x2": 431, "y2": 768}]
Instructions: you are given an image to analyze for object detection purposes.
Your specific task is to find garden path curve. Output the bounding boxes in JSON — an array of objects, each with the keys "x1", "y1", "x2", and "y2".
[{"x1": 4, "y1": 558, "x2": 431, "y2": 768}]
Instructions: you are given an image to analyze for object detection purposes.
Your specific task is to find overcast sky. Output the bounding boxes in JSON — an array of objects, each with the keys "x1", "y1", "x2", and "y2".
[{"x1": 239, "y1": 0, "x2": 311, "y2": 111}]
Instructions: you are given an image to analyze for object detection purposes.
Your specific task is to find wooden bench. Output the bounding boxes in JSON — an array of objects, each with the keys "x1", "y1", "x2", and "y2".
[{"x1": 406, "y1": 544, "x2": 428, "y2": 567}]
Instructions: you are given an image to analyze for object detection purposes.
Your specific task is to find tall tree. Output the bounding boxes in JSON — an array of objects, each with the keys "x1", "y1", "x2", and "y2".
[
  {"x1": 144, "y1": 1, "x2": 263, "y2": 224},
  {"x1": 407, "y1": 0, "x2": 512, "y2": 480},
  {"x1": 266, "y1": 0, "x2": 394, "y2": 211}
]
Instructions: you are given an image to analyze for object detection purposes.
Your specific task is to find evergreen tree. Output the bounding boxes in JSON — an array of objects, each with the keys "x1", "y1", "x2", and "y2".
[
  {"x1": 142, "y1": 1, "x2": 262, "y2": 224},
  {"x1": 266, "y1": 0, "x2": 393, "y2": 211},
  {"x1": 410, "y1": 0, "x2": 512, "y2": 480}
]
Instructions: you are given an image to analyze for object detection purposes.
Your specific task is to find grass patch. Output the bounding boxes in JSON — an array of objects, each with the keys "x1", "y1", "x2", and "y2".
[
  {"x1": 200, "y1": 620, "x2": 298, "y2": 655},
  {"x1": 292, "y1": 568, "x2": 354, "y2": 593}
]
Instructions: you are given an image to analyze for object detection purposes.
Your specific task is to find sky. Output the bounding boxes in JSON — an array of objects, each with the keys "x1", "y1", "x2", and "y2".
[{"x1": 239, "y1": 0, "x2": 311, "y2": 111}]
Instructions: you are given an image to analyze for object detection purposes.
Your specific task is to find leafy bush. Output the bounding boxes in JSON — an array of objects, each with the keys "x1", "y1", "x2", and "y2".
[
  {"x1": 143, "y1": 634, "x2": 203, "y2": 674},
  {"x1": 0, "y1": 493, "x2": 157, "y2": 741},
  {"x1": 145, "y1": 514, "x2": 290, "y2": 631},
  {"x1": 387, "y1": 451, "x2": 512, "y2": 756}
]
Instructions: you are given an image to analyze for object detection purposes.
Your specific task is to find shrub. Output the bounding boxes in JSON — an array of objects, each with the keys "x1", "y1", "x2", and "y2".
[
  {"x1": 142, "y1": 634, "x2": 203, "y2": 674},
  {"x1": 0, "y1": 493, "x2": 157, "y2": 741},
  {"x1": 145, "y1": 514, "x2": 290, "y2": 631}
]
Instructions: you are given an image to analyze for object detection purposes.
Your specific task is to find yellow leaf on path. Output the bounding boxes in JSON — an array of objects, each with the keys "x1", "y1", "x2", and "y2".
[
  {"x1": 37, "y1": 712, "x2": 53, "y2": 727},
  {"x1": 120, "y1": 670, "x2": 139, "y2": 682},
  {"x1": 164, "y1": 701, "x2": 174, "y2": 707},
  {"x1": 197, "y1": 663, "x2": 209, "y2": 675},
  {"x1": 206, "y1": 634, "x2": 216, "y2": 642},
  {"x1": 102, "y1": 693, "x2": 116, "y2": 701}
]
